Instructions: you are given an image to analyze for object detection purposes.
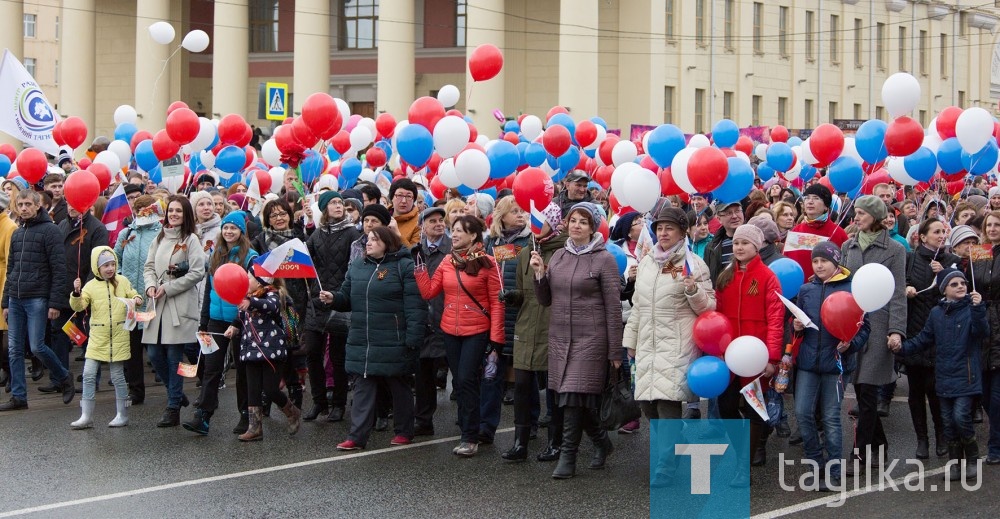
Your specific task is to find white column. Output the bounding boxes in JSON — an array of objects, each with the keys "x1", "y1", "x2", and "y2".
[
  {"x1": 0, "y1": 1, "x2": 23, "y2": 147},
  {"x1": 377, "y1": 0, "x2": 415, "y2": 116},
  {"x1": 618, "y1": 0, "x2": 665, "y2": 127},
  {"x1": 61, "y1": 0, "x2": 96, "y2": 126},
  {"x1": 294, "y1": 0, "x2": 331, "y2": 100},
  {"x1": 212, "y1": 0, "x2": 249, "y2": 117},
  {"x1": 558, "y1": 0, "x2": 599, "y2": 118},
  {"x1": 465, "y1": 0, "x2": 505, "y2": 133},
  {"x1": 134, "y1": 0, "x2": 172, "y2": 131}
]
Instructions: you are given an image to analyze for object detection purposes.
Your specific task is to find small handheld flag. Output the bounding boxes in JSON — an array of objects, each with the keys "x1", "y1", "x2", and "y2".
[
  {"x1": 253, "y1": 238, "x2": 318, "y2": 279},
  {"x1": 101, "y1": 184, "x2": 132, "y2": 246},
  {"x1": 529, "y1": 200, "x2": 545, "y2": 235}
]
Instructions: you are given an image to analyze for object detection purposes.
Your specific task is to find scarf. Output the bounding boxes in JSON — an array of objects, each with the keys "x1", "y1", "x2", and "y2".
[
  {"x1": 501, "y1": 226, "x2": 526, "y2": 243},
  {"x1": 651, "y1": 240, "x2": 685, "y2": 268},
  {"x1": 451, "y1": 242, "x2": 491, "y2": 275},
  {"x1": 263, "y1": 227, "x2": 297, "y2": 252},
  {"x1": 322, "y1": 217, "x2": 354, "y2": 235},
  {"x1": 564, "y1": 233, "x2": 602, "y2": 256},
  {"x1": 804, "y1": 212, "x2": 829, "y2": 225},
  {"x1": 858, "y1": 229, "x2": 880, "y2": 251}
]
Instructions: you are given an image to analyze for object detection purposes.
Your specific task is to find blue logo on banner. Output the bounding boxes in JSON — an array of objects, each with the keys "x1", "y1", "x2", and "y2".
[
  {"x1": 19, "y1": 87, "x2": 55, "y2": 132},
  {"x1": 650, "y1": 419, "x2": 750, "y2": 519}
]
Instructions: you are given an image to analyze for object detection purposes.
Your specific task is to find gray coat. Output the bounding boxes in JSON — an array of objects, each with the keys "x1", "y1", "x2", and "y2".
[
  {"x1": 142, "y1": 227, "x2": 207, "y2": 345},
  {"x1": 841, "y1": 230, "x2": 907, "y2": 385}
]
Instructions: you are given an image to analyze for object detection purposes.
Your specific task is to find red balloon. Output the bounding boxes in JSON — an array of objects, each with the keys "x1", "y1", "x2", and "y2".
[
  {"x1": 330, "y1": 130, "x2": 351, "y2": 155},
  {"x1": 512, "y1": 167, "x2": 555, "y2": 213},
  {"x1": 165, "y1": 108, "x2": 199, "y2": 146},
  {"x1": 575, "y1": 120, "x2": 598, "y2": 148},
  {"x1": 687, "y1": 147, "x2": 729, "y2": 193},
  {"x1": 254, "y1": 169, "x2": 272, "y2": 194},
  {"x1": 0, "y1": 144, "x2": 14, "y2": 163},
  {"x1": 88, "y1": 163, "x2": 112, "y2": 192},
  {"x1": 166, "y1": 101, "x2": 189, "y2": 115},
  {"x1": 692, "y1": 311, "x2": 734, "y2": 356},
  {"x1": 598, "y1": 135, "x2": 620, "y2": 166},
  {"x1": 859, "y1": 168, "x2": 891, "y2": 195},
  {"x1": 291, "y1": 117, "x2": 319, "y2": 148},
  {"x1": 502, "y1": 131, "x2": 520, "y2": 145},
  {"x1": 130, "y1": 131, "x2": 153, "y2": 152},
  {"x1": 808, "y1": 123, "x2": 845, "y2": 167},
  {"x1": 659, "y1": 167, "x2": 684, "y2": 196},
  {"x1": 770, "y1": 125, "x2": 789, "y2": 143},
  {"x1": 429, "y1": 175, "x2": 447, "y2": 199},
  {"x1": 52, "y1": 120, "x2": 66, "y2": 147},
  {"x1": 64, "y1": 170, "x2": 100, "y2": 213},
  {"x1": 217, "y1": 114, "x2": 247, "y2": 145},
  {"x1": 213, "y1": 263, "x2": 250, "y2": 305},
  {"x1": 468, "y1": 123, "x2": 478, "y2": 143},
  {"x1": 426, "y1": 153, "x2": 442, "y2": 174},
  {"x1": 593, "y1": 164, "x2": 613, "y2": 190},
  {"x1": 884, "y1": 116, "x2": 923, "y2": 158},
  {"x1": 597, "y1": 218, "x2": 609, "y2": 242},
  {"x1": 301, "y1": 93, "x2": 340, "y2": 137},
  {"x1": 936, "y1": 106, "x2": 962, "y2": 140},
  {"x1": 735, "y1": 135, "x2": 754, "y2": 156},
  {"x1": 639, "y1": 155, "x2": 659, "y2": 173},
  {"x1": 366, "y1": 147, "x2": 387, "y2": 168},
  {"x1": 608, "y1": 192, "x2": 634, "y2": 217},
  {"x1": 77, "y1": 158, "x2": 92, "y2": 170},
  {"x1": 820, "y1": 292, "x2": 864, "y2": 342},
  {"x1": 468, "y1": 44, "x2": 504, "y2": 82},
  {"x1": 546, "y1": 106, "x2": 569, "y2": 121},
  {"x1": 238, "y1": 124, "x2": 253, "y2": 148},
  {"x1": 408, "y1": 97, "x2": 446, "y2": 131},
  {"x1": 15, "y1": 148, "x2": 48, "y2": 184},
  {"x1": 152, "y1": 130, "x2": 180, "y2": 161},
  {"x1": 243, "y1": 146, "x2": 256, "y2": 170},
  {"x1": 941, "y1": 170, "x2": 968, "y2": 183},
  {"x1": 542, "y1": 125, "x2": 571, "y2": 157},
  {"x1": 60, "y1": 116, "x2": 88, "y2": 150}
]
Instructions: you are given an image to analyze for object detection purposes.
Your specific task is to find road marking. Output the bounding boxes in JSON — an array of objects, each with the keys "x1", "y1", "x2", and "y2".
[{"x1": 0, "y1": 427, "x2": 513, "y2": 518}]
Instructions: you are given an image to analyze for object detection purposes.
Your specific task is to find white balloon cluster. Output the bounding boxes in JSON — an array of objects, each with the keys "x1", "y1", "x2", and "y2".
[{"x1": 148, "y1": 22, "x2": 210, "y2": 53}]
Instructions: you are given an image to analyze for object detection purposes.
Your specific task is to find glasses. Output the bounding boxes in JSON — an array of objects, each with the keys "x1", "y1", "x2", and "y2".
[
  {"x1": 394, "y1": 193, "x2": 414, "y2": 201},
  {"x1": 948, "y1": 281, "x2": 967, "y2": 288},
  {"x1": 270, "y1": 212, "x2": 288, "y2": 218}
]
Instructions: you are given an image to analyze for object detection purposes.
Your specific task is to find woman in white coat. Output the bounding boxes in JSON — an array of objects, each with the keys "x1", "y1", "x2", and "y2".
[{"x1": 623, "y1": 206, "x2": 715, "y2": 486}]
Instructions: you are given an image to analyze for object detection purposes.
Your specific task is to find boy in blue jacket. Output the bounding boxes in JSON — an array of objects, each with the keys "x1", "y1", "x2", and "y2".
[{"x1": 894, "y1": 267, "x2": 988, "y2": 482}]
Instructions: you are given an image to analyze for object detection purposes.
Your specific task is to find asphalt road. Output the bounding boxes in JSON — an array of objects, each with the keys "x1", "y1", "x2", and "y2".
[{"x1": 0, "y1": 363, "x2": 996, "y2": 518}]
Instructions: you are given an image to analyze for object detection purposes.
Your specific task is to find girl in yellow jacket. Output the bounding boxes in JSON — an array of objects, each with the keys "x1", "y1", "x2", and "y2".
[{"x1": 69, "y1": 246, "x2": 142, "y2": 429}]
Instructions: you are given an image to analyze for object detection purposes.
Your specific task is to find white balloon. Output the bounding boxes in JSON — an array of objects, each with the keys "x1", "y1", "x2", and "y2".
[
  {"x1": 262, "y1": 139, "x2": 281, "y2": 166},
  {"x1": 199, "y1": 149, "x2": 216, "y2": 169},
  {"x1": 887, "y1": 156, "x2": 918, "y2": 185},
  {"x1": 268, "y1": 167, "x2": 285, "y2": 194},
  {"x1": 455, "y1": 149, "x2": 490, "y2": 189},
  {"x1": 641, "y1": 131, "x2": 651, "y2": 157},
  {"x1": 610, "y1": 162, "x2": 640, "y2": 202},
  {"x1": 108, "y1": 140, "x2": 132, "y2": 167},
  {"x1": 521, "y1": 115, "x2": 543, "y2": 141},
  {"x1": 114, "y1": 105, "x2": 137, "y2": 126},
  {"x1": 754, "y1": 143, "x2": 769, "y2": 161},
  {"x1": 437, "y1": 85, "x2": 460, "y2": 108},
  {"x1": 782, "y1": 160, "x2": 801, "y2": 181},
  {"x1": 955, "y1": 107, "x2": 994, "y2": 154},
  {"x1": 881, "y1": 72, "x2": 921, "y2": 118},
  {"x1": 724, "y1": 336, "x2": 770, "y2": 377},
  {"x1": 841, "y1": 137, "x2": 863, "y2": 164},
  {"x1": 611, "y1": 140, "x2": 637, "y2": 167},
  {"x1": 474, "y1": 134, "x2": 488, "y2": 148},
  {"x1": 432, "y1": 116, "x2": 471, "y2": 158},
  {"x1": 624, "y1": 167, "x2": 660, "y2": 213},
  {"x1": 928, "y1": 116, "x2": 938, "y2": 134},
  {"x1": 688, "y1": 134, "x2": 710, "y2": 148},
  {"x1": 851, "y1": 263, "x2": 895, "y2": 312},
  {"x1": 189, "y1": 117, "x2": 217, "y2": 151},
  {"x1": 670, "y1": 147, "x2": 697, "y2": 194},
  {"x1": 349, "y1": 126, "x2": 372, "y2": 150},
  {"x1": 181, "y1": 30, "x2": 210, "y2": 52},
  {"x1": 94, "y1": 150, "x2": 120, "y2": 173},
  {"x1": 438, "y1": 158, "x2": 461, "y2": 188},
  {"x1": 540, "y1": 160, "x2": 558, "y2": 178},
  {"x1": 334, "y1": 98, "x2": 351, "y2": 127},
  {"x1": 799, "y1": 139, "x2": 817, "y2": 166},
  {"x1": 148, "y1": 21, "x2": 175, "y2": 45},
  {"x1": 358, "y1": 168, "x2": 377, "y2": 184},
  {"x1": 734, "y1": 150, "x2": 751, "y2": 165},
  {"x1": 586, "y1": 126, "x2": 606, "y2": 151},
  {"x1": 922, "y1": 132, "x2": 943, "y2": 155},
  {"x1": 359, "y1": 117, "x2": 376, "y2": 136}
]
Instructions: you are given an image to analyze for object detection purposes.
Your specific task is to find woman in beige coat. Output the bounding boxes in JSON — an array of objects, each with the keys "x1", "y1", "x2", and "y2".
[
  {"x1": 143, "y1": 195, "x2": 206, "y2": 428},
  {"x1": 623, "y1": 206, "x2": 715, "y2": 487}
]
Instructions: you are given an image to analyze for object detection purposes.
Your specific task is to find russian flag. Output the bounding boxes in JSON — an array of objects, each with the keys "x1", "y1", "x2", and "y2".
[
  {"x1": 529, "y1": 200, "x2": 546, "y2": 235},
  {"x1": 253, "y1": 238, "x2": 318, "y2": 279},
  {"x1": 102, "y1": 184, "x2": 131, "y2": 246}
]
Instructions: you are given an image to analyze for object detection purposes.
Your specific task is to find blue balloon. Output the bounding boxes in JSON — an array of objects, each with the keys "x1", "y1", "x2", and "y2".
[
  {"x1": 515, "y1": 142, "x2": 529, "y2": 165},
  {"x1": 487, "y1": 140, "x2": 519, "y2": 179},
  {"x1": 215, "y1": 145, "x2": 245, "y2": 174},
  {"x1": 374, "y1": 140, "x2": 393, "y2": 160},
  {"x1": 903, "y1": 146, "x2": 938, "y2": 182},
  {"x1": 647, "y1": 124, "x2": 686, "y2": 168},
  {"x1": 340, "y1": 157, "x2": 363, "y2": 182},
  {"x1": 0, "y1": 155, "x2": 10, "y2": 177},
  {"x1": 768, "y1": 257, "x2": 804, "y2": 299},
  {"x1": 787, "y1": 136, "x2": 803, "y2": 147},
  {"x1": 712, "y1": 158, "x2": 754, "y2": 204},
  {"x1": 524, "y1": 141, "x2": 546, "y2": 167},
  {"x1": 766, "y1": 142, "x2": 794, "y2": 172},
  {"x1": 134, "y1": 139, "x2": 158, "y2": 172},
  {"x1": 961, "y1": 139, "x2": 998, "y2": 176},
  {"x1": 300, "y1": 149, "x2": 324, "y2": 184},
  {"x1": 396, "y1": 124, "x2": 433, "y2": 167},
  {"x1": 937, "y1": 137, "x2": 964, "y2": 174},
  {"x1": 503, "y1": 120, "x2": 520, "y2": 133},
  {"x1": 687, "y1": 356, "x2": 731, "y2": 399},
  {"x1": 855, "y1": 120, "x2": 888, "y2": 164},
  {"x1": 189, "y1": 154, "x2": 205, "y2": 173},
  {"x1": 799, "y1": 163, "x2": 817, "y2": 182},
  {"x1": 756, "y1": 162, "x2": 775, "y2": 181},
  {"x1": 583, "y1": 147, "x2": 596, "y2": 159},
  {"x1": 846, "y1": 182, "x2": 861, "y2": 200},
  {"x1": 547, "y1": 113, "x2": 576, "y2": 138},
  {"x1": 114, "y1": 123, "x2": 137, "y2": 144},
  {"x1": 556, "y1": 146, "x2": 581, "y2": 175},
  {"x1": 456, "y1": 184, "x2": 475, "y2": 196},
  {"x1": 590, "y1": 116, "x2": 608, "y2": 130},
  {"x1": 827, "y1": 156, "x2": 864, "y2": 193},
  {"x1": 605, "y1": 242, "x2": 628, "y2": 276},
  {"x1": 147, "y1": 164, "x2": 162, "y2": 184},
  {"x1": 712, "y1": 119, "x2": 739, "y2": 148},
  {"x1": 326, "y1": 146, "x2": 341, "y2": 162},
  {"x1": 550, "y1": 167, "x2": 568, "y2": 183}
]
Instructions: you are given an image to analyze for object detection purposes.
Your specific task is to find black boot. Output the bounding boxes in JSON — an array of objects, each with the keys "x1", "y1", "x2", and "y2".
[
  {"x1": 232, "y1": 410, "x2": 249, "y2": 434},
  {"x1": 915, "y1": 436, "x2": 930, "y2": 460},
  {"x1": 947, "y1": 442, "x2": 963, "y2": 481},
  {"x1": 935, "y1": 431, "x2": 948, "y2": 457},
  {"x1": 156, "y1": 407, "x2": 180, "y2": 428},
  {"x1": 584, "y1": 410, "x2": 614, "y2": 470},
  {"x1": 537, "y1": 414, "x2": 562, "y2": 462},
  {"x1": 750, "y1": 422, "x2": 769, "y2": 467},
  {"x1": 328, "y1": 406, "x2": 346, "y2": 423},
  {"x1": 877, "y1": 399, "x2": 890, "y2": 417},
  {"x1": 182, "y1": 409, "x2": 211, "y2": 435},
  {"x1": 552, "y1": 407, "x2": 582, "y2": 479},
  {"x1": 501, "y1": 426, "x2": 531, "y2": 462},
  {"x1": 261, "y1": 392, "x2": 272, "y2": 417},
  {"x1": 963, "y1": 437, "x2": 980, "y2": 481},
  {"x1": 303, "y1": 401, "x2": 328, "y2": 421}
]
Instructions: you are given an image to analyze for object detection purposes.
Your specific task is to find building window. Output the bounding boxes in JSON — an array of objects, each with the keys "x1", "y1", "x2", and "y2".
[
  {"x1": 898, "y1": 26, "x2": 907, "y2": 72},
  {"x1": 854, "y1": 18, "x2": 863, "y2": 68},
  {"x1": 829, "y1": 102, "x2": 838, "y2": 122},
  {"x1": 455, "y1": 0, "x2": 466, "y2": 47},
  {"x1": 777, "y1": 97, "x2": 787, "y2": 126},
  {"x1": 694, "y1": 88, "x2": 705, "y2": 134},
  {"x1": 876, "y1": 23, "x2": 886, "y2": 69},
  {"x1": 919, "y1": 110, "x2": 927, "y2": 127},
  {"x1": 853, "y1": 103, "x2": 862, "y2": 119},
  {"x1": 804, "y1": 99, "x2": 814, "y2": 129},
  {"x1": 665, "y1": 0, "x2": 675, "y2": 40},
  {"x1": 919, "y1": 30, "x2": 927, "y2": 75},
  {"x1": 55, "y1": 16, "x2": 59, "y2": 40},
  {"x1": 875, "y1": 106, "x2": 885, "y2": 121},
  {"x1": 752, "y1": 3, "x2": 763, "y2": 53},
  {"x1": 959, "y1": 91, "x2": 966, "y2": 108},
  {"x1": 664, "y1": 86, "x2": 674, "y2": 124},
  {"x1": 779, "y1": 7, "x2": 789, "y2": 57},
  {"x1": 23, "y1": 57, "x2": 35, "y2": 78},
  {"x1": 249, "y1": 0, "x2": 279, "y2": 52},
  {"x1": 724, "y1": 0, "x2": 735, "y2": 49},
  {"x1": 723, "y1": 91, "x2": 734, "y2": 120},
  {"x1": 805, "y1": 11, "x2": 815, "y2": 60},
  {"x1": 23, "y1": 14, "x2": 36, "y2": 38},
  {"x1": 752, "y1": 95, "x2": 762, "y2": 126},
  {"x1": 959, "y1": 11, "x2": 967, "y2": 37},
  {"x1": 54, "y1": 59, "x2": 58, "y2": 86},
  {"x1": 940, "y1": 33, "x2": 948, "y2": 76},
  {"x1": 341, "y1": 0, "x2": 379, "y2": 50},
  {"x1": 830, "y1": 15, "x2": 839, "y2": 64},
  {"x1": 695, "y1": 0, "x2": 706, "y2": 45}
]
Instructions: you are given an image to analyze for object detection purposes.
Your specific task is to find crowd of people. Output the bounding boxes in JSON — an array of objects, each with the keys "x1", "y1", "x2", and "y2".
[{"x1": 0, "y1": 143, "x2": 998, "y2": 487}]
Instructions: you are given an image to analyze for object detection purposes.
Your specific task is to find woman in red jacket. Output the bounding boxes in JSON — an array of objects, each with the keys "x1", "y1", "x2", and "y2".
[
  {"x1": 415, "y1": 215, "x2": 504, "y2": 458},
  {"x1": 715, "y1": 223, "x2": 785, "y2": 486}
]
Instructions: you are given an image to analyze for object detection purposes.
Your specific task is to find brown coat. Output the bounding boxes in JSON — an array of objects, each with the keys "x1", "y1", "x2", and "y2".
[{"x1": 534, "y1": 236, "x2": 623, "y2": 395}]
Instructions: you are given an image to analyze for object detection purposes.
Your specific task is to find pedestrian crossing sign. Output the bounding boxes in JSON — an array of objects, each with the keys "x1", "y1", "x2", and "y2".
[{"x1": 265, "y1": 82, "x2": 288, "y2": 121}]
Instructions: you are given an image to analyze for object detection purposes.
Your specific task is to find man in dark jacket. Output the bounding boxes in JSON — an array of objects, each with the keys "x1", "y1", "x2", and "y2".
[
  {"x1": 554, "y1": 170, "x2": 593, "y2": 217},
  {"x1": 704, "y1": 201, "x2": 744, "y2": 286},
  {"x1": 410, "y1": 206, "x2": 450, "y2": 436},
  {"x1": 0, "y1": 190, "x2": 74, "y2": 410},
  {"x1": 44, "y1": 173, "x2": 67, "y2": 225}
]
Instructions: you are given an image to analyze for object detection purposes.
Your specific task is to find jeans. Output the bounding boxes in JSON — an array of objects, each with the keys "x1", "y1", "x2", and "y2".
[
  {"x1": 444, "y1": 332, "x2": 488, "y2": 443},
  {"x1": 479, "y1": 352, "x2": 509, "y2": 438},
  {"x1": 82, "y1": 358, "x2": 127, "y2": 401},
  {"x1": 48, "y1": 310, "x2": 73, "y2": 384},
  {"x1": 7, "y1": 297, "x2": 69, "y2": 401},
  {"x1": 795, "y1": 370, "x2": 845, "y2": 478},
  {"x1": 147, "y1": 342, "x2": 186, "y2": 409},
  {"x1": 984, "y1": 368, "x2": 1000, "y2": 458},
  {"x1": 939, "y1": 395, "x2": 976, "y2": 442},
  {"x1": 853, "y1": 383, "x2": 888, "y2": 462}
]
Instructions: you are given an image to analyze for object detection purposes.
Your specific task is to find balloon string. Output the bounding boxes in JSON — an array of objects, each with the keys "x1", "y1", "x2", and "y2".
[{"x1": 150, "y1": 45, "x2": 182, "y2": 119}]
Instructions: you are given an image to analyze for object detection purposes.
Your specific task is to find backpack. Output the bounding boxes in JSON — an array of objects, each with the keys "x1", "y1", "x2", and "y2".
[{"x1": 280, "y1": 295, "x2": 302, "y2": 351}]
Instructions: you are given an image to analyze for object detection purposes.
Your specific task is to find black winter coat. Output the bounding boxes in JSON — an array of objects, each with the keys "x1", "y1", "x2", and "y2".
[
  {"x1": 485, "y1": 227, "x2": 532, "y2": 356},
  {"x1": 903, "y1": 246, "x2": 960, "y2": 367},
  {"x1": 410, "y1": 238, "x2": 451, "y2": 359},
  {"x1": 251, "y1": 228, "x2": 309, "y2": 329},
  {"x1": 55, "y1": 213, "x2": 109, "y2": 310},
  {"x1": 759, "y1": 243, "x2": 787, "y2": 266},
  {"x1": 232, "y1": 288, "x2": 288, "y2": 363},
  {"x1": 305, "y1": 220, "x2": 361, "y2": 332},
  {"x1": 703, "y1": 227, "x2": 730, "y2": 287},
  {"x1": 901, "y1": 296, "x2": 989, "y2": 397},
  {"x1": 968, "y1": 247, "x2": 1000, "y2": 371},
  {"x1": 2, "y1": 211, "x2": 67, "y2": 309}
]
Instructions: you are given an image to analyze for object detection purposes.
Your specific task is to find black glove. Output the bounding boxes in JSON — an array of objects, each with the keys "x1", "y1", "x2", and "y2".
[{"x1": 498, "y1": 289, "x2": 522, "y2": 307}]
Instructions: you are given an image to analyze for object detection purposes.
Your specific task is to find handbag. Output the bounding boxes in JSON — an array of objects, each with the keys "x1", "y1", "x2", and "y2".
[{"x1": 598, "y1": 371, "x2": 641, "y2": 431}]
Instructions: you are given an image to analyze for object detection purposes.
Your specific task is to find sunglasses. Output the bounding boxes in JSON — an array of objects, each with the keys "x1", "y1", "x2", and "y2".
[{"x1": 947, "y1": 280, "x2": 967, "y2": 288}]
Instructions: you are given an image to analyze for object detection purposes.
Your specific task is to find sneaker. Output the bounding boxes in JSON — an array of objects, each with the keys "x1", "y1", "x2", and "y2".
[
  {"x1": 618, "y1": 419, "x2": 641, "y2": 434},
  {"x1": 336, "y1": 440, "x2": 363, "y2": 451},
  {"x1": 454, "y1": 442, "x2": 479, "y2": 457},
  {"x1": 390, "y1": 435, "x2": 413, "y2": 446}
]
